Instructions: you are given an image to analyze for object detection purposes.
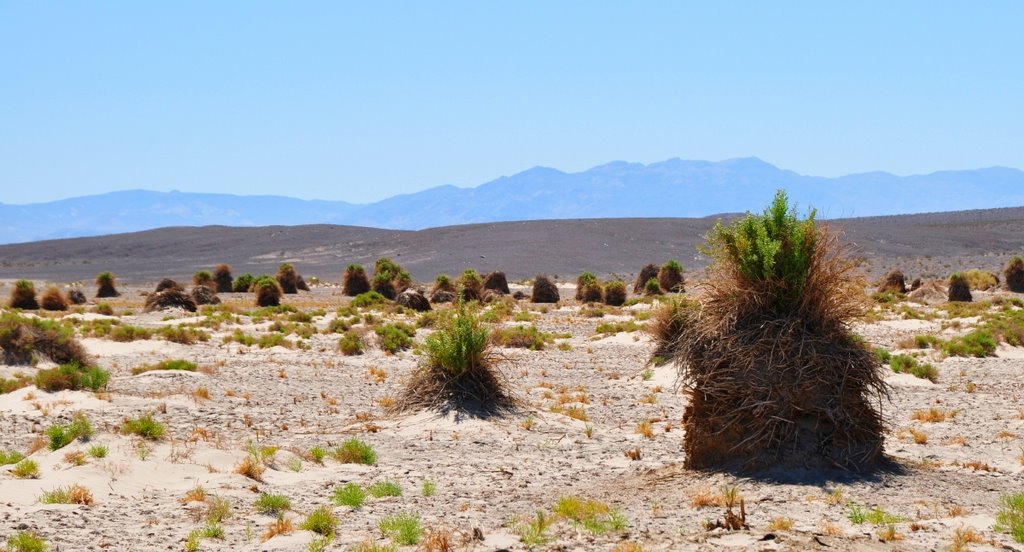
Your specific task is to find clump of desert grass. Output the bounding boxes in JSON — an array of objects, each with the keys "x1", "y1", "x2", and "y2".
[
  {"x1": 190, "y1": 285, "x2": 221, "y2": 306},
  {"x1": 232, "y1": 273, "x2": 256, "y2": 292},
  {"x1": 430, "y1": 274, "x2": 457, "y2": 304},
  {"x1": 878, "y1": 269, "x2": 907, "y2": 294},
  {"x1": 39, "y1": 286, "x2": 69, "y2": 311},
  {"x1": 961, "y1": 269, "x2": 1000, "y2": 291},
  {"x1": 658, "y1": 260, "x2": 685, "y2": 293},
  {"x1": 948, "y1": 273, "x2": 973, "y2": 303},
  {"x1": 8, "y1": 280, "x2": 38, "y2": 310},
  {"x1": 531, "y1": 275, "x2": 560, "y2": 303},
  {"x1": 1, "y1": 311, "x2": 92, "y2": 367},
  {"x1": 603, "y1": 280, "x2": 627, "y2": 306},
  {"x1": 275, "y1": 263, "x2": 300, "y2": 294},
  {"x1": 253, "y1": 276, "x2": 283, "y2": 307},
  {"x1": 343, "y1": 264, "x2": 371, "y2": 296},
  {"x1": 192, "y1": 271, "x2": 215, "y2": 290},
  {"x1": 457, "y1": 269, "x2": 484, "y2": 302},
  {"x1": 391, "y1": 302, "x2": 517, "y2": 416},
  {"x1": 1006, "y1": 256, "x2": 1024, "y2": 293},
  {"x1": 483, "y1": 271, "x2": 510, "y2": 295},
  {"x1": 155, "y1": 278, "x2": 182, "y2": 293},
  {"x1": 575, "y1": 272, "x2": 603, "y2": 303},
  {"x1": 371, "y1": 258, "x2": 404, "y2": 300},
  {"x1": 67, "y1": 288, "x2": 87, "y2": 305},
  {"x1": 144, "y1": 284, "x2": 197, "y2": 313},
  {"x1": 633, "y1": 264, "x2": 659, "y2": 294},
  {"x1": 671, "y1": 190, "x2": 887, "y2": 472},
  {"x1": 95, "y1": 271, "x2": 120, "y2": 298},
  {"x1": 213, "y1": 264, "x2": 234, "y2": 293}
]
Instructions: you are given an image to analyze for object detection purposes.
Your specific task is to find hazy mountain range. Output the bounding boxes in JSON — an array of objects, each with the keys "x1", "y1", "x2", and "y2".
[{"x1": 2, "y1": 157, "x2": 1023, "y2": 244}]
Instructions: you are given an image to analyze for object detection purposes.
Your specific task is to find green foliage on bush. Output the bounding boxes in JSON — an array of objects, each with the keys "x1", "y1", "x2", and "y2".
[
  {"x1": 232, "y1": 273, "x2": 256, "y2": 292},
  {"x1": 490, "y1": 325, "x2": 551, "y2": 350},
  {"x1": 425, "y1": 305, "x2": 489, "y2": 376},
  {"x1": 332, "y1": 438, "x2": 377, "y2": 465},
  {"x1": 338, "y1": 330, "x2": 365, "y2": 355},
  {"x1": 352, "y1": 291, "x2": 388, "y2": 308},
  {"x1": 45, "y1": 412, "x2": 94, "y2": 450},
  {"x1": 996, "y1": 492, "x2": 1024, "y2": 543},
  {"x1": 706, "y1": 189, "x2": 816, "y2": 309},
  {"x1": 888, "y1": 354, "x2": 938, "y2": 382},
  {"x1": 375, "y1": 322, "x2": 415, "y2": 353},
  {"x1": 34, "y1": 363, "x2": 109, "y2": 392},
  {"x1": 121, "y1": 413, "x2": 166, "y2": 440}
]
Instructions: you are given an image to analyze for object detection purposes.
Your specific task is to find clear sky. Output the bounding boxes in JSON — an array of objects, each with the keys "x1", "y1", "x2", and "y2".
[{"x1": 1, "y1": 1, "x2": 1022, "y2": 205}]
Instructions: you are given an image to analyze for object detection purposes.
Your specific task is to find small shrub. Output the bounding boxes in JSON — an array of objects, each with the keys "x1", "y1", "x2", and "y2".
[
  {"x1": 12, "y1": 459, "x2": 39, "y2": 479},
  {"x1": 232, "y1": 273, "x2": 256, "y2": 292},
  {"x1": 39, "y1": 287, "x2": 69, "y2": 311},
  {"x1": 121, "y1": 413, "x2": 166, "y2": 440},
  {"x1": 95, "y1": 272, "x2": 119, "y2": 298},
  {"x1": 948, "y1": 273, "x2": 973, "y2": 302},
  {"x1": 213, "y1": 264, "x2": 233, "y2": 292},
  {"x1": 235, "y1": 455, "x2": 265, "y2": 482},
  {"x1": 378, "y1": 512, "x2": 421, "y2": 545},
  {"x1": 132, "y1": 358, "x2": 197, "y2": 375},
  {"x1": 8, "y1": 280, "x2": 38, "y2": 310},
  {"x1": 343, "y1": 264, "x2": 371, "y2": 296},
  {"x1": 1006, "y1": 256, "x2": 1024, "y2": 293},
  {"x1": 300, "y1": 506, "x2": 339, "y2": 537},
  {"x1": 552, "y1": 496, "x2": 628, "y2": 535},
  {"x1": 603, "y1": 280, "x2": 627, "y2": 306},
  {"x1": 995, "y1": 492, "x2": 1024, "y2": 543},
  {"x1": 352, "y1": 291, "x2": 388, "y2": 309},
  {"x1": 332, "y1": 483, "x2": 366, "y2": 508},
  {"x1": 87, "y1": 444, "x2": 108, "y2": 458},
  {"x1": 941, "y1": 330, "x2": 997, "y2": 358},
  {"x1": 961, "y1": 269, "x2": 999, "y2": 291},
  {"x1": 457, "y1": 269, "x2": 484, "y2": 302},
  {"x1": 422, "y1": 480, "x2": 436, "y2": 497},
  {"x1": 332, "y1": 438, "x2": 377, "y2": 465},
  {"x1": 658, "y1": 260, "x2": 685, "y2": 293},
  {"x1": 375, "y1": 323, "x2": 415, "y2": 354},
  {"x1": 888, "y1": 354, "x2": 938, "y2": 382},
  {"x1": 46, "y1": 412, "x2": 94, "y2": 450},
  {"x1": 0, "y1": 449, "x2": 25, "y2": 465},
  {"x1": 276, "y1": 263, "x2": 300, "y2": 294},
  {"x1": 254, "y1": 493, "x2": 291, "y2": 515},
  {"x1": 254, "y1": 276, "x2": 283, "y2": 307},
  {"x1": 338, "y1": 330, "x2": 364, "y2": 355},
  {"x1": 490, "y1": 325, "x2": 550, "y2": 350},
  {"x1": 531, "y1": 275, "x2": 560, "y2": 303},
  {"x1": 39, "y1": 484, "x2": 94, "y2": 505},
  {"x1": 34, "y1": 363, "x2": 109, "y2": 392},
  {"x1": 192, "y1": 270, "x2": 215, "y2": 289},
  {"x1": 309, "y1": 446, "x2": 326, "y2": 464},
  {"x1": 367, "y1": 480, "x2": 403, "y2": 498},
  {"x1": 5, "y1": 531, "x2": 48, "y2": 552}
]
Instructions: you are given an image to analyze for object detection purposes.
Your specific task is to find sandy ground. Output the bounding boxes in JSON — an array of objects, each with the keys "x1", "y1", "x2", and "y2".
[{"x1": 1, "y1": 284, "x2": 1023, "y2": 551}]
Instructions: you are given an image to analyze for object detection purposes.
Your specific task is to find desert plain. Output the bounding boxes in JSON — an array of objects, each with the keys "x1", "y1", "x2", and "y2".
[{"x1": 0, "y1": 268, "x2": 1022, "y2": 552}]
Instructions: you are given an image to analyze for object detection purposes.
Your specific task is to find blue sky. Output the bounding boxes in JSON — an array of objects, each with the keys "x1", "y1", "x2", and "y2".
[{"x1": 2, "y1": 1, "x2": 1022, "y2": 205}]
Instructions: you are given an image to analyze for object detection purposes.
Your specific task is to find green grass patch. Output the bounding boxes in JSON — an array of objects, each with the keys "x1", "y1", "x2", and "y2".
[
  {"x1": 254, "y1": 493, "x2": 291, "y2": 515},
  {"x1": 378, "y1": 512, "x2": 421, "y2": 545},
  {"x1": 121, "y1": 413, "x2": 166, "y2": 440},
  {"x1": 332, "y1": 438, "x2": 377, "y2": 465},
  {"x1": 332, "y1": 482, "x2": 366, "y2": 508},
  {"x1": 367, "y1": 480, "x2": 402, "y2": 498}
]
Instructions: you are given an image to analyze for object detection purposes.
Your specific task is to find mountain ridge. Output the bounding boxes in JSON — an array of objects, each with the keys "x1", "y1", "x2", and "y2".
[{"x1": 2, "y1": 157, "x2": 1023, "y2": 243}]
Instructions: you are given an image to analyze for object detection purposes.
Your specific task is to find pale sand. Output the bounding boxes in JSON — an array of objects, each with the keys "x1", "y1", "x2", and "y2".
[{"x1": 0, "y1": 286, "x2": 1023, "y2": 551}]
